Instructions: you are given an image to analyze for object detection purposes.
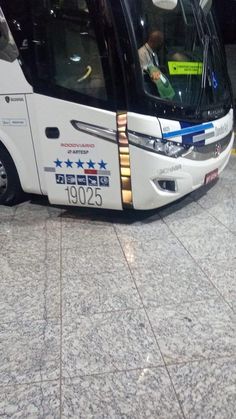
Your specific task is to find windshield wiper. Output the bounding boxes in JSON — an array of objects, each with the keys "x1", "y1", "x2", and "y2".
[{"x1": 196, "y1": 34, "x2": 210, "y2": 115}]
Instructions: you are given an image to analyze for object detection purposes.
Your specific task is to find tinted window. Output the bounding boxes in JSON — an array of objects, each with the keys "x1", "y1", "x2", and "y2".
[
  {"x1": 30, "y1": 0, "x2": 108, "y2": 102},
  {"x1": 0, "y1": 7, "x2": 19, "y2": 62},
  {"x1": 127, "y1": 0, "x2": 231, "y2": 109}
]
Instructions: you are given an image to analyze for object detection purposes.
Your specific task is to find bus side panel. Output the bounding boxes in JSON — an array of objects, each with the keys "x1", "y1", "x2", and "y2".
[
  {"x1": 0, "y1": 60, "x2": 33, "y2": 95},
  {"x1": 27, "y1": 94, "x2": 123, "y2": 210},
  {"x1": 25, "y1": 94, "x2": 48, "y2": 195},
  {"x1": 0, "y1": 94, "x2": 41, "y2": 195}
]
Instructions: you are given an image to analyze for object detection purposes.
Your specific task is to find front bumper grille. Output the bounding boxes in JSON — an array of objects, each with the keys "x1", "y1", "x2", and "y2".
[{"x1": 185, "y1": 131, "x2": 233, "y2": 161}]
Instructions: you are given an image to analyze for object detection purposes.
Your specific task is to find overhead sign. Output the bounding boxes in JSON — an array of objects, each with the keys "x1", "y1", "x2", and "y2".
[{"x1": 168, "y1": 61, "x2": 203, "y2": 75}]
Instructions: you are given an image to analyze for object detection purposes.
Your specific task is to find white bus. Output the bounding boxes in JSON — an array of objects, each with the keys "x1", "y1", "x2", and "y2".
[{"x1": 0, "y1": 0, "x2": 234, "y2": 210}]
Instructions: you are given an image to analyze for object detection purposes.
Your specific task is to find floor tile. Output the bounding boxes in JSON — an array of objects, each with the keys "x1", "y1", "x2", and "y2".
[
  {"x1": 169, "y1": 357, "x2": 236, "y2": 419},
  {"x1": 0, "y1": 218, "x2": 61, "y2": 253},
  {"x1": 0, "y1": 206, "x2": 15, "y2": 222},
  {"x1": 206, "y1": 204, "x2": 236, "y2": 233},
  {"x1": 200, "y1": 259, "x2": 236, "y2": 312},
  {"x1": 63, "y1": 269, "x2": 141, "y2": 317},
  {"x1": 159, "y1": 196, "x2": 197, "y2": 220},
  {"x1": 122, "y1": 238, "x2": 189, "y2": 272},
  {"x1": 167, "y1": 214, "x2": 223, "y2": 239},
  {"x1": 113, "y1": 210, "x2": 162, "y2": 226},
  {"x1": 62, "y1": 310, "x2": 163, "y2": 377},
  {"x1": 221, "y1": 156, "x2": 236, "y2": 180},
  {"x1": 159, "y1": 198, "x2": 219, "y2": 237},
  {"x1": 0, "y1": 250, "x2": 60, "y2": 284},
  {"x1": 62, "y1": 368, "x2": 183, "y2": 419},
  {"x1": 14, "y1": 201, "x2": 62, "y2": 221},
  {"x1": 0, "y1": 320, "x2": 60, "y2": 385},
  {"x1": 0, "y1": 276, "x2": 60, "y2": 322},
  {"x1": 62, "y1": 222, "x2": 117, "y2": 249},
  {"x1": 0, "y1": 381, "x2": 60, "y2": 419},
  {"x1": 148, "y1": 299, "x2": 236, "y2": 365},
  {"x1": 177, "y1": 228, "x2": 236, "y2": 262},
  {"x1": 192, "y1": 178, "x2": 236, "y2": 211},
  {"x1": 114, "y1": 217, "x2": 170, "y2": 244},
  {"x1": 132, "y1": 258, "x2": 218, "y2": 308},
  {"x1": 191, "y1": 177, "x2": 236, "y2": 233},
  {"x1": 62, "y1": 244, "x2": 128, "y2": 276}
]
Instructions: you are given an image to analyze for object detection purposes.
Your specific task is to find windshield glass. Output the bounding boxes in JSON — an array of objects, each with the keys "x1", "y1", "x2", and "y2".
[{"x1": 126, "y1": 0, "x2": 231, "y2": 110}]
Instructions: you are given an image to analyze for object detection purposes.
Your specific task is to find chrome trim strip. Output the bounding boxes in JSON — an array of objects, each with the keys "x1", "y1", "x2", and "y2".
[
  {"x1": 97, "y1": 170, "x2": 111, "y2": 176},
  {"x1": 44, "y1": 167, "x2": 56, "y2": 173},
  {"x1": 185, "y1": 131, "x2": 233, "y2": 161},
  {"x1": 192, "y1": 131, "x2": 215, "y2": 143},
  {"x1": 128, "y1": 130, "x2": 160, "y2": 147},
  {"x1": 71, "y1": 120, "x2": 117, "y2": 143}
]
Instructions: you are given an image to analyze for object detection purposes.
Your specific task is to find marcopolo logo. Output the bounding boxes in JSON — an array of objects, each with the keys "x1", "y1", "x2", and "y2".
[{"x1": 5, "y1": 96, "x2": 24, "y2": 104}]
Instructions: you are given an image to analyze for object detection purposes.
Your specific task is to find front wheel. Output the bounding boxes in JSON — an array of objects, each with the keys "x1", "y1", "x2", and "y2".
[{"x1": 0, "y1": 147, "x2": 22, "y2": 205}]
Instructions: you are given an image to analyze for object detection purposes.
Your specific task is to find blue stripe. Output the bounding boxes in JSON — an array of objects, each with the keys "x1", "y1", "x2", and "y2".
[{"x1": 163, "y1": 123, "x2": 214, "y2": 140}]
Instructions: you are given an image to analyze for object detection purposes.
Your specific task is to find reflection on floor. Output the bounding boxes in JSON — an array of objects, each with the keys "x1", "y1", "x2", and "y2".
[{"x1": 0, "y1": 157, "x2": 235, "y2": 418}]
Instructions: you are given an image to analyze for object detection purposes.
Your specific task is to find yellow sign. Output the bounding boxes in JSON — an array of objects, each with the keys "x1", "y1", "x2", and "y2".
[{"x1": 168, "y1": 61, "x2": 203, "y2": 75}]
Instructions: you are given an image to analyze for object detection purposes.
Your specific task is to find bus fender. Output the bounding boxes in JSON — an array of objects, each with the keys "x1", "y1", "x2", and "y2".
[{"x1": 0, "y1": 128, "x2": 40, "y2": 194}]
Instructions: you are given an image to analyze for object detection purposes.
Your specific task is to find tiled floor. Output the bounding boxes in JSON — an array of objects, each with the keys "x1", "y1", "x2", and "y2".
[{"x1": 0, "y1": 157, "x2": 235, "y2": 418}]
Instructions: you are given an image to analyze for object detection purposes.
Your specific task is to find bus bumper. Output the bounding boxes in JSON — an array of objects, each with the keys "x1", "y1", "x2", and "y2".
[{"x1": 130, "y1": 132, "x2": 234, "y2": 210}]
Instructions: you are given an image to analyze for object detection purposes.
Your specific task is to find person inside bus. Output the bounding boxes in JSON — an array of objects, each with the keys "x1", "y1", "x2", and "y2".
[
  {"x1": 138, "y1": 30, "x2": 164, "y2": 82},
  {"x1": 138, "y1": 30, "x2": 175, "y2": 100}
]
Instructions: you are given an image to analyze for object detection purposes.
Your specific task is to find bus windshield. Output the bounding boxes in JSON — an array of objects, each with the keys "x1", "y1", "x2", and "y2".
[{"x1": 126, "y1": 0, "x2": 231, "y2": 110}]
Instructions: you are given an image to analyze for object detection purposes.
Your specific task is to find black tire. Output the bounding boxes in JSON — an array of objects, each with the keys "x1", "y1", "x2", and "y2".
[{"x1": 0, "y1": 146, "x2": 23, "y2": 205}]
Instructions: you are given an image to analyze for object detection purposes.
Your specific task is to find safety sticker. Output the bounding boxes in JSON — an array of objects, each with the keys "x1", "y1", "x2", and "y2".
[
  {"x1": 168, "y1": 61, "x2": 203, "y2": 75},
  {"x1": 54, "y1": 158, "x2": 111, "y2": 187},
  {"x1": 99, "y1": 176, "x2": 110, "y2": 187},
  {"x1": 0, "y1": 118, "x2": 27, "y2": 126},
  {"x1": 55, "y1": 174, "x2": 110, "y2": 188},
  {"x1": 88, "y1": 176, "x2": 98, "y2": 187},
  {"x1": 56, "y1": 174, "x2": 65, "y2": 184},
  {"x1": 77, "y1": 175, "x2": 87, "y2": 185},
  {"x1": 66, "y1": 175, "x2": 76, "y2": 185},
  {"x1": 53, "y1": 159, "x2": 109, "y2": 171}
]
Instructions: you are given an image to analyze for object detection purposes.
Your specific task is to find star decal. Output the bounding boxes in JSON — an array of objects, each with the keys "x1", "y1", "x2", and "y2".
[
  {"x1": 65, "y1": 159, "x2": 73, "y2": 168},
  {"x1": 54, "y1": 158, "x2": 63, "y2": 168},
  {"x1": 98, "y1": 160, "x2": 107, "y2": 170},
  {"x1": 87, "y1": 159, "x2": 96, "y2": 169},
  {"x1": 76, "y1": 159, "x2": 84, "y2": 169}
]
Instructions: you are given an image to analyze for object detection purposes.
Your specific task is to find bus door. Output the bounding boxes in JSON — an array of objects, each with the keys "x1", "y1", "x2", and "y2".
[{"x1": 26, "y1": 0, "x2": 123, "y2": 210}]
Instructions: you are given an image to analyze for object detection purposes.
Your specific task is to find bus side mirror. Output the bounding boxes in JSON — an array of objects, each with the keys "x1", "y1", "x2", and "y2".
[{"x1": 152, "y1": 0, "x2": 178, "y2": 10}]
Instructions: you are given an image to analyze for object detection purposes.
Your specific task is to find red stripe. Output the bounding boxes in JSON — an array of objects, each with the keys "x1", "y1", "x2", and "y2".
[{"x1": 84, "y1": 169, "x2": 97, "y2": 174}]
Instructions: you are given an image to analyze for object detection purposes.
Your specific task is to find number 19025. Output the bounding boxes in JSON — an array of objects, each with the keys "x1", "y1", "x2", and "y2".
[{"x1": 65, "y1": 186, "x2": 103, "y2": 207}]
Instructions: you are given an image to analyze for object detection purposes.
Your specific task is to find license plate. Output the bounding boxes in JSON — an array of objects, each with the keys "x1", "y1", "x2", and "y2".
[{"x1": 205, "y1": 169, "x2": 219, "y2": 185}]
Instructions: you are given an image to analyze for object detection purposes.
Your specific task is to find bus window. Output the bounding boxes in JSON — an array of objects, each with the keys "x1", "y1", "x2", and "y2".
[
  {"x1": 31, "y1": 0, "x2": 108, "y2": 101},
  {"x1": 128, "y1": 0, "x2": 231, "y2": 109},
  {"x1": 131, "y1": 0, "x2": 203, "y2": 104},
  {"x1": 0, "y1": 8, "x2": 19, "y2": 62}
]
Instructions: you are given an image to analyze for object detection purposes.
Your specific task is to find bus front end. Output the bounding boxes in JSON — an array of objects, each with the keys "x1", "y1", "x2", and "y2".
[
  {"x1": 122, "y1": 0, "x2": 234, "y2": 209},
  {"x1": 128, "y1": 109, "x2": 234, "y2": 209}
]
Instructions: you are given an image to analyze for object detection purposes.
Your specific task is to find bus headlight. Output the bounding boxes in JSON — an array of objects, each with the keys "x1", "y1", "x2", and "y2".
[
  {"x1": 128, "y1": 131, "x2": 187, "y2": 158},
  {"x1": 154, "y1": 139, "x2": 185, "y2": 158}
]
